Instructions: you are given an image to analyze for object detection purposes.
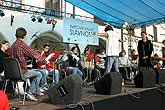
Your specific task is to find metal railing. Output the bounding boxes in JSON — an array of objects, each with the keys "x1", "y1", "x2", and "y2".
[{"x1": 0, "y1": 1, "x2": 95, "y2": 22}]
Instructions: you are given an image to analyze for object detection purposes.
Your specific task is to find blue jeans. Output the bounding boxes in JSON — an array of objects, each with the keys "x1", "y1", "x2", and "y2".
[
  {"x1": 68, "y1": 67, "x2": 83, "y2": 77},
  {"x1": 105, "y1": 56, "x2": 119, "y2": 75},
  {"x1": 48, "y1": 69, "x2": 60, "y2": 84},
  {"x1": 24, "y1": 70, "x2": 42, "y2": 95},
  {"x1": 32, "y1": 69, "x2": 48, "y2": 87}
]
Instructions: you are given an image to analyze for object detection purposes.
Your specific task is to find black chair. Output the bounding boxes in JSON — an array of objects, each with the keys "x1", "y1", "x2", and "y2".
[{"x1": 3, "y1": 57, "x2": 28, "y2": 105}]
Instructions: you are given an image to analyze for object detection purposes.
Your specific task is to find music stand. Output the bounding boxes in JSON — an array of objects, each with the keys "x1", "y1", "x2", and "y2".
[
  {"x1": 84, "y1": 52, "x2": 95, "y2": 83},
  {"x1": 86, "y1": 52, "x2": 95, "y2": 62},
  {"x1": 50, "y1": 50, "x2": 62, "y2": 60}
]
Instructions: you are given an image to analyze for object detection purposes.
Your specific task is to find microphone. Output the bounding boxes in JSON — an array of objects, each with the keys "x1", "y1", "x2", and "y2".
[
  {"x1": 30, "y1": 31, "x2": 40, "y2": 39},
  {"x1": 148, "y1": 34, "x2": 154, "y2": 38}
]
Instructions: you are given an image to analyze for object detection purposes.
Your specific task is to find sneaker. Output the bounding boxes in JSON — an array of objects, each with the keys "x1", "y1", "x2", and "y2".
[
  {"x1": 26, "y1": 93, "x2": 38, "y2": 101},
  {"x1": 40, "y1": 88, "x2": 45, "y2": 93},
  {"x1": 42, "y1": 86, "x2": 48, "y2": 91},
  {"x1": 40, "y1": 84, "x2": 49, "y2": 90},
  {"x1": 39, "y1": 92, "x2": 44, "y2": 96}
]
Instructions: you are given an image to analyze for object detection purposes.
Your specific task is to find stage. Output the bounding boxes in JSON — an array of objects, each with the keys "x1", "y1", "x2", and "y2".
[{"x1": 8, "y1": 82, "x2": 165, "y2": 110}]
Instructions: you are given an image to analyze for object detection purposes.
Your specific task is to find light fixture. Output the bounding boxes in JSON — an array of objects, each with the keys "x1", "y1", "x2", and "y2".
[
  {"x1": 47, "y1": 19, "x2": 51, "y2": 24},
  {"x1": 31, "y1": 15, "x2": 36, "y2": 22},
  {"x1": 45, "y1": 17, "x2": 52, "y2": 24},
  {"x1": 11, "y1": 14, "x2": 14, "y2": 26},
  {"x1": 37, "y1": 16, "x2": 43, "y2": 23},
  {"x1": 52, "y1": 20, "x2": 57, "y2": 25},
  {"x1": 0, "y1": 10, "x2": 5, "y2": 17},
  {"x1": 52, "y1": 20, "x2": 57, "y2": 30}
]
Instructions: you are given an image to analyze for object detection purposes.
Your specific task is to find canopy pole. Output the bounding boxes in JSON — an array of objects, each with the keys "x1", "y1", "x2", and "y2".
[{"x1": 121, "y1": 28, "x2": 124, "y2": 50}]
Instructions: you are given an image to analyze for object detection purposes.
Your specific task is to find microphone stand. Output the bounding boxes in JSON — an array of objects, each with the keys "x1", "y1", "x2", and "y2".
[{"x1": 151, "y1": 36, "x2": 154, "y2": 55}]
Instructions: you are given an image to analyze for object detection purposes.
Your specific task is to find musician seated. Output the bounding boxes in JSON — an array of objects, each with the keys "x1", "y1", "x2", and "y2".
[
  {"x1": 38, "y1": 43, "x2": 60, "y2": 85},
  {"x1": 0, "y1": 40, "x2": 10, "y2": 77},
  {"x1": 152, "y1": 53, "x2": 162, "y2": 69},
  {"x1": 94, "y1": 49, "x2": 106, "y2": 76},
  {"x1": 81, "y1": 46, "x2": 95, "y2": 82},
  {"x1": 62, "y1": 47, "x2": 83, "y2": 78},
  {"x1": 119, "y1": 50, "x2": 133, "y2": 81},
  {"x1": 129, "y1": 49, "x2": 138, "y2": 76}
]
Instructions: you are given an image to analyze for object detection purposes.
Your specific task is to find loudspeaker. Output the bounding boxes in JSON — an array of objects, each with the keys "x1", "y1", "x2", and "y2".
[
  {"x1": 94, "y1": 72, "x2": 122, "y2": 95},
  {"x1": 155, "y1": 69, "x2": 165, "y2": 84},
  {"x1": 134, "y1": 69, "x2": 156, "y2": 88},
  {"x1": 47, "y1": 74, "x2": 83, "y2": 105}
]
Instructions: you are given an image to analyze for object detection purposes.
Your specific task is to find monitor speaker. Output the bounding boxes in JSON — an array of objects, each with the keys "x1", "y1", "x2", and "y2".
[
  {"x1": 94, "y1": 72, "x2": 122, "y2": 95},
  {"x1": 155, "y1": 69, "x2": 165, "y2": 84},
  {"x1": 47, "y1": 74, "x2": 83, "y2": 105},
  {"x1": 134, "y1": 69, "x2": 156, "y2": 88}
]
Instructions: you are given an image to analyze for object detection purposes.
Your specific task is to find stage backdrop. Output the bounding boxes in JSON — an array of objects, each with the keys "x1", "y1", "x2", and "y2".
[{"x1": 63, "y1": 17, "x2": 99, "y2": 45}]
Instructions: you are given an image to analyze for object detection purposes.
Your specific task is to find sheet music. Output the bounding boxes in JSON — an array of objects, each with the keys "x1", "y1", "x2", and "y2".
[{"x1": 45, "y1": 53, "x2": 55, "y2": 62}]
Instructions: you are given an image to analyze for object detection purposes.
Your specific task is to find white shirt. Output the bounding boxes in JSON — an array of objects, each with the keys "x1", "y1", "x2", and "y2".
[{"x1": 106, "y1": 30, "x2": 120, "y2": 56}]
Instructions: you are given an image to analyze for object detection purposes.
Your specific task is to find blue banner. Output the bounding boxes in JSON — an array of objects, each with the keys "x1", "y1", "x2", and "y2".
[{"x1": 63, "y1": 17, "x2": 98, "y2": 45}]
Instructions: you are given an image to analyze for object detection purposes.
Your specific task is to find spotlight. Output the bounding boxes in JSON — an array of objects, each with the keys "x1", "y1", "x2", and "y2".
[
  {"x1": 47, "y1": 19, "x2": 52, "y2": 24},
  {"x1": 45, "y1": 17, "x2": 52, "y2": 24},
  {"x1": 0, "y1": 10, "x2": 5, "y2": 17},
  {"x1": 37, "y1": 16, "x2": 43, "y2": 23},
  {"x1": 52, "y1": 20, "x2": 57, "y2": 30},
  {"x1": 31, "y1": 15, "x2": 36, "y2": 22},
  {"x1": 52, "y1": 20, "x2": 57, "y2": 25}
]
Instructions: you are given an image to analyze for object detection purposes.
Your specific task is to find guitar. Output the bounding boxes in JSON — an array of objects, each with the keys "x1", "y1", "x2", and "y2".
[
  {"x1": 151, "y1": 56, "x2": 165, "y2": 61},
  {"x1": 37, "y1": 51, "x2": 62, "y2": 70}
]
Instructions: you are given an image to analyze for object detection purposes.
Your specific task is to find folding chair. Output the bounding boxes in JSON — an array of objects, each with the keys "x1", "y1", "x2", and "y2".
[{"x1": 3, "y1": 57, "x2": 28, "y2": 105}]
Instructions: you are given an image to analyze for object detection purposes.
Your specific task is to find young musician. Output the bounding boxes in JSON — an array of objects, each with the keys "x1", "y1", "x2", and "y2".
[
  {"x1": 62, "y1": 47, "x2": 83, "y2": 77},
  {"x1": 37, "y1": 43, "x2": 60, "y2": 85},
  {"x1": 0, "y1": 40, "x2": 9, "y2": 76},
  {"x1": 10, "y1": 27, "x2": 45, "y2": 101}
]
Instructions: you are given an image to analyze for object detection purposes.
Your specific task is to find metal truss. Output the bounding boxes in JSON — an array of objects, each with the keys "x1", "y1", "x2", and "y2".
[{"x1": 0, "y1": 0, "x2": 94, "y2": 22}]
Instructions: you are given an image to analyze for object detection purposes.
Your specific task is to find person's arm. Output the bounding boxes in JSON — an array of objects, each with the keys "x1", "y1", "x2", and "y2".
[
  {"x1": 119, "y1": 39, "x2": 125, "y2": 42},
  {"x1": 137, "y1": 40, "x2": 144, "y2": 57},
  {"x1": 93, "y1": 32, "x2": 108, "y2": 38},
  {"x1": 61, "y1": 53, "x2": 68, "y2": 61},
  {"x1": 72, "y1": 53, "x2": 79, "y2": 61},
  {"x1": 148, "y1": 40, "x2": 154, "y2": 56},
  {"x1": 23, "y1": 43, "x2": 46, "y2": 63}
]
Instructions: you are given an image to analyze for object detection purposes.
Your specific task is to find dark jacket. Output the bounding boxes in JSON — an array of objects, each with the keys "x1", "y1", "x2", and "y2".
[
  {"x1": 137, "y1": 40, "x2": 153, "y2": 67},
  {"x1": 68, "y1": 54, "x2": 79, "y2": 67},
  {"x1": 0, "y1": 50, "x2": 9, "y2": 73}
]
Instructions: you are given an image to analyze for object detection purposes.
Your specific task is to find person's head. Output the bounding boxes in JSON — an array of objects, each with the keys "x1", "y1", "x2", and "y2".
[
  {"x1": 131, "y1": 49, "x2": 136, "y2": 55},
  {"x1": 120, "y1": 50, "x2": 126, "y2": 57},
  {"x1": 99, "y1": 49, "x2": 105, "y2": 55},
  {"x1": 162, "y1": 40, "x2": 165, "y2": 45},
  {"x1": 0, "y1": 40, "x2": 9, "y2": 52},
  {"x1": 15, "y1": 27, "x2": 27, "y2": 39},
  {"x1": 104, "y1": 25, "x2": 113, "y2": 32},
  {"x1": 71, "y1": 46, "x2": 78, "y2": 54},
  {"x1": 141, "y1": 31, "x2": 148, "y2": 40},
  {"x1": 43, "y1": 43, "x2": 50, "y2": 53},
  {"x1": 84, "y1": 46, "x2": 90, "y2": 55}
]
